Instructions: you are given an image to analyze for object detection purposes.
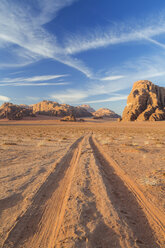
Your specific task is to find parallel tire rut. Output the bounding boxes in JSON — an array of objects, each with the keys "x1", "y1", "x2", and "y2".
[
  {"x1": 90, "y1": 136, "x2": 165, "y2": 247},
  {"x1": 3, "y1": 136, "x2": 84, "y2": 248},
  {"x1": 2, "y1": 135, "x2": 165, "y2": 248}
]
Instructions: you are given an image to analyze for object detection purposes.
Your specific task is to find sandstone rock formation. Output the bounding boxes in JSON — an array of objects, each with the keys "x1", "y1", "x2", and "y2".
[
  {"x1": 0, "y1": 103, "x2": 34, "y2": 120},
  {"x1": 60, "y1": 115, "x2": 76, "y2": 122},
  {"x1": 33, "y1": 100, "x2": 92, "y2": 118},
  {"x1": 122, "y1": 80, "x2": 165, "y2": 121},
  {"x1": 74, "y1": 106, "x2": 93, "y2": 117},
  {"x1": 79, "y1": 104, "x2": 95, "y2": 113},
  {"x1": 93, "y1": 108, "x2": 120, "y2": 118},
  {"x1": 92, "y1": 116, "x2": 103, "y2": 119}
]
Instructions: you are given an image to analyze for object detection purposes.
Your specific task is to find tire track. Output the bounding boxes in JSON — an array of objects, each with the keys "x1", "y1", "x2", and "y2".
[
  {"x1": 3, "y1": 134, "x2": 164, "y2": 247},
  {"x1": 3, "y1": 136, "x2": 84, "y2": 248},
  {"x1": 55, "y1": 135, "x2": 126, "y2": 248},
  {"x1": 55, "y1": 135, "x2": 164, "y2": 247},
  {"x1": 90, "y1": 136, "x2": 165, "y2": 247}
]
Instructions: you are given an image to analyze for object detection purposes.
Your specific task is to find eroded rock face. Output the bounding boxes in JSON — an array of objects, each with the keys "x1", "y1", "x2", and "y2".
[
  {"x1": 122, "y1": 80, "x2": 165, "y2": 121},
  {"x1": 33, "y1": 100, "x2": 92, "y2": 117},
  {"x1": 60, "y1": 115, "x2": 76, "y2": 122},
  {"x1": 93, "y1": 108, "x2": 120, "y2": 118},
  {"x1": 79, "y1": 104, "x2": 95, "y2": 113},
  {"x1": 0, "y1": 103, "x2": 34, "y2": 120}
]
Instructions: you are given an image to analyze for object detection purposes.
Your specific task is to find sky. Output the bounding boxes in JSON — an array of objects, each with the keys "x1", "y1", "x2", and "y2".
[{"x1": 1, "y1": 0, "x2": 165, "y2": 115}]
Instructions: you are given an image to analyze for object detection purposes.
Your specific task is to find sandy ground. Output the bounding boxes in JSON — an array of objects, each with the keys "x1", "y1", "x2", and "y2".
[{"x1": 0, "y1": 119, "x2": 164, "y2": 247}]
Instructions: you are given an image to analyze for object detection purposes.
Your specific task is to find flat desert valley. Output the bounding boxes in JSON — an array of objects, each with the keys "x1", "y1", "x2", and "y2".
[{"x1": 0, "y1": 119, "x2": 164, "y2": 248}]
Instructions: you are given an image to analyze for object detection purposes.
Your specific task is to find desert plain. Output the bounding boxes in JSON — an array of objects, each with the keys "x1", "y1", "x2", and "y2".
[{"x1": 0, "y1": 118, "x2": 165, "y2": 248}]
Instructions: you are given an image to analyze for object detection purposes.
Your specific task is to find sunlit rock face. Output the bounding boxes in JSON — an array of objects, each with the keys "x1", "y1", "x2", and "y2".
[
  {"x1": 93, "y1": 108, "x2": 121, "y2": 118},
  {"x1": 32, "y1": 100, "x2": 92, "y2": 117},
  {"x1": 79, "y1": 104, "x2": 95, "y2": 113},
  {"x1": 122, "y1": 80, "x2": 165, "y2": 121},
  {"x1": 0, "y1": 102, "x2": 33, "y2": 120}
]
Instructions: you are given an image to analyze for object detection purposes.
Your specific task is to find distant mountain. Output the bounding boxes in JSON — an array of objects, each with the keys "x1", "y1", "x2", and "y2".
[
  {"x1": 79, "y1": 104, "x2": 95, "y2": 113},
  {"x1": 0, "y1": 101, "x2": 120, "y2": 120},
  {"x1": 93, "y1": 108, "x2": 120, "y2": 118},
  {"x1": 32, "y1": 100, "x2": 92, "y2": 118},
  {"x1": 0, "y1": 102, "x2": 34, "y2": 120}
]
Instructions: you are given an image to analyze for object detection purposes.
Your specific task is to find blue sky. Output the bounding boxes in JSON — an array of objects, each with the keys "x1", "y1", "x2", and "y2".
[{"x1": 1, "y1": 0, "x2": 165, "y2": 114}]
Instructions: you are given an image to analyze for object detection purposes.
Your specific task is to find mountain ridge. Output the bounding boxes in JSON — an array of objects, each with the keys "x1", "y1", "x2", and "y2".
[{"x1": 0, "y1": 100, "x2": 120, "y2": 120}]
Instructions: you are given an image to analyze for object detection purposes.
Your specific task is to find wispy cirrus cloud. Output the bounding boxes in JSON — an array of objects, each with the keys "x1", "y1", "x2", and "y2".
[
  {"x1": 121, "y1": 55, "x2": 165, "y2": 81},
  {"x1": 85, "y1": 95, "x2": 128, "y2": 104},
  {"x1": 98, "y1": 54, "x2": 165, "y2": 94},
  {"x1": 25, "y1": 96, "x2": 40, "y2": 102},
  {"x1": 50, "y1": 53, "x2": 165, "y2": 105},
  {"x1": 51, "y1": 87, "x2": 127, "y2": 104},
  {"x1": 1, "y1": 0, "x2": 165, "y2": 82},
  {"x1": 64, "y1": 15, "x2": 165, "y2": 55},
  {"x1": 0, "y1": 82, "x2": 69, "y2": 87},
  {"x1": 0, "y1": 95, "x2": 11, "y2": 101},
  {"x1": 1, "y1": 74, "x2": 68, "y2": 83},
  {"x1": 101, "y1": 75, "x2": 125, "y2": 81},
  {"x1": 51, "y1": 89, "x2": 88, "y2": 103},
  {"x1": 36, "y1": 0, "x2": 78, "y2": 25},
  {"x1": 0, "y1": 0, "x2": 93, "y2": 77}
]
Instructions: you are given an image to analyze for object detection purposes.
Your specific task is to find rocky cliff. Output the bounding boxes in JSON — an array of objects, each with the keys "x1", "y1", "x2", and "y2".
[
  {"x1": 32, "y1": 100, "x2": 92, "y2": 117},
  {"x1": 122, "y1": 80, "x2": 165, "y2": 121},
  {"x1": 0, "y1": 103, "x2": 34, "y2": 120},
  {"x1": 79, "y1": 104, "x2": 95, "y2": 113},
  {"x1": 93, "y1": 108, "x2": 120, "y2": 118}
]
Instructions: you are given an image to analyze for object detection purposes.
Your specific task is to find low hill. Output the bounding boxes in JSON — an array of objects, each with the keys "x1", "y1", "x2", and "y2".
[
  {"x1": 93, "y1": 108, "x2": 121, "y2": 118},
  {"x1": 79, "y1": 104, "x2": 95, "y2": 113}
]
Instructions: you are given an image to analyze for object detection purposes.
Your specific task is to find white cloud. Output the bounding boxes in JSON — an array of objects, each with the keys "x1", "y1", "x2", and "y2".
[
  {"x1": 0, "y1": 95, "x2": 11, "y2": 101},
  {"x1": 122, "y1": 55, "x2": 165, "y2": 82},
  {"x1": 0, "y1": 60, "x2": 37, "y2": 69},
  {"x1": 9, "y1": 70, "x2": 25, "y2": 75},
  {"x1": 85, "y1": 95, "x2": 127, "y2": 104},
  {"x1": 1, "y1": 74, "x2": 68, "y2": 83},
  {"x1": 145, "y1": 37, "x2": 165, "y2": 49},
  {"x1": 101, "y1": 75, "x2": 125, "y2": 81},
  {"x1": 98, "y1": 54, "x2": 165, "y2": 94},
  {"x1": 51, "y1": 89, "x2": 88, "y2": 103},
  {"x1": 1, "y1": 0, "x2": 165, "y2": 83},
  {"x1": 51, "y1": 86, "x2": 128, "y2": 105},
  {"x1": 48, "y1": 51, "x2": 165, "y2": 107},
  {"x1": 36, "y1": 0, "x2": 78, "y2": 25},
  {"x1": 0, "y1": 0, "x2": 93, "y2": 78},
  {"x1": 26, "y1": 96, "x2": 40, "y2": 101},
  {"x1": 0, "y1": 82, "x2": 69, "y2": 87},
  {"x1": 64, "y1": 16, "x2": 165, "y2": 55}
]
